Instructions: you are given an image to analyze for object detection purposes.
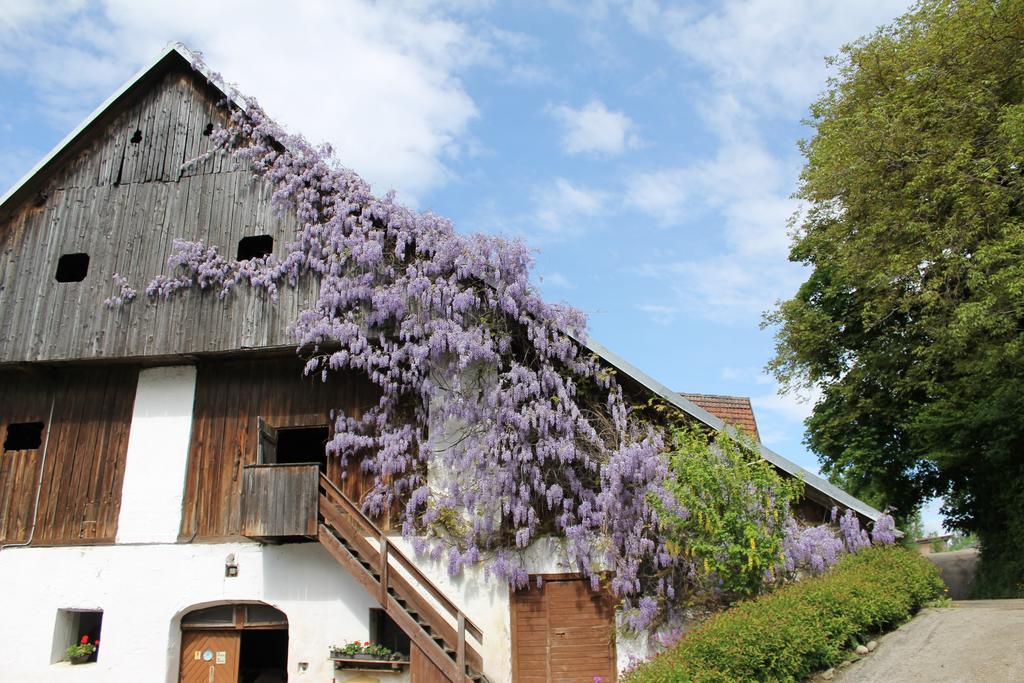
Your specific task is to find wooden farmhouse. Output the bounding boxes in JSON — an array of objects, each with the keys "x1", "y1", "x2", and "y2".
[{"x1": 0, "y1": 44, "x2": 882, "y2": 683}]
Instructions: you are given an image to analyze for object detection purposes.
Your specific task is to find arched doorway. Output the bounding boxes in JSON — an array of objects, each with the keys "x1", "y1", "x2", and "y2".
[{"x1": 179, "y1": 603, "x2": 288, "y2": 683}]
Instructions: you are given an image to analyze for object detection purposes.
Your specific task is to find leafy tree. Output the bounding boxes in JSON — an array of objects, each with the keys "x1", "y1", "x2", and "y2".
[
  {"x1": 766, "y1": 0, "x2": 1024, "y2": 597},
  {"x1": 947, "y1": 532, "x2": 978, "y2": 551}
]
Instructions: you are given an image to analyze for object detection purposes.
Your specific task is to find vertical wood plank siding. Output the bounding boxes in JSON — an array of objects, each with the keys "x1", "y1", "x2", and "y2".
[
  {"x1": 240, "y1": 464, "x2": 319, "y2": 539},
  {"x1": 0, "y1": 366, "x2": 137, "y2": 545},
  {"x1": 409, "y1": 642, "x2": 450, "y2": 682},
  {"x1": 510, "y1": 576, "x2": 618, "y2": 683},
  {"x1": 0, "y1": 369, "x2": 51, "y2": 543},
  {"x1": 0, "y1": 61, "x2": 311, "y2": 365},
  {"x1": 181, "y1": 356, "x2": 379, "y2": 540}
]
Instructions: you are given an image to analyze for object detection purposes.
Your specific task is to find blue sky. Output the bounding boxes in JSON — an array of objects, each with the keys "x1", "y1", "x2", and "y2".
[{"x1": 0, "y1": 1, "x2": 944, "y2": 531}]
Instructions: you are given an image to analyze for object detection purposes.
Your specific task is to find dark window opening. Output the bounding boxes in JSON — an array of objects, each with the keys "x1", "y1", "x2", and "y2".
[
  {"x1": 239, "y1": 629, "x2": 288, "y2": 683},
  {"x1": 237, "y1": 235, "x2": 274, "y2": 261},
  {"x1": 203, "y1": 123, "x2": 214, "y2": 136},
  {"x1": 130, "y1": 129, "x2": 142, "y2": 144},
  {"x1": 53, "y1": 609, "x2": 103, "y2": 664},
  {"x1": 370, "y1": 608, "x2": 409, "y2": 657},
  {"x1": 4, "y1": 422, "x2": 43, "y2": 451},
  {"x1": 276, "y1": 426, "x2": 329, "y2": 471},
  {"x1": 258, "y1": 420, "x2": 329, "y2": 472},
  {"x1": 55, "y1": 252, "x2": 89, "y2": 282}
]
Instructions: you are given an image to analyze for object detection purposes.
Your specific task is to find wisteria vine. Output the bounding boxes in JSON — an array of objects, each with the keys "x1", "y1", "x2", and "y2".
[
  {"x1": 783, "y1": 508, "x2": 897, "y2": 575},
  {"x1": 115, "y1": 59, "x2": 683, "y2": 631},
  {"x1": 112, "y1": 58, "x2": 895, "y2": 634}
]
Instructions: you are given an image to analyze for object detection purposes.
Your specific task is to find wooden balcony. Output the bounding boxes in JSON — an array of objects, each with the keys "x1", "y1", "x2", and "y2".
[{"x1": 240, "y1": 463, "x2": 319, "y2": 541}]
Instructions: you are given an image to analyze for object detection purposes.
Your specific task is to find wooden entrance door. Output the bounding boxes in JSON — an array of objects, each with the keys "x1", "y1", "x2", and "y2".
[
  {"x1": 179, "y1": 630, "x2": 240, "y2": 683},
  {"x1": 511, "y1": 575, "x2": 617, "y2": 682}
]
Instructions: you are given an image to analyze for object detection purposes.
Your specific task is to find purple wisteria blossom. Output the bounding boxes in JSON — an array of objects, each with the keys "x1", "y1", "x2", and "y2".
[
  {"x1": 783, "y1": 508, "x2": 898, "y2": 575},
  {"x1": 126, "y1": 56, "x2": 687, "y2": 631},
  {"x1": 839, "y1": 509, "x2": 872, "y2": 552},
  {"x1": 103, "y1": 273, "x2": 137, "y2": 308},
  {"x1": 870, "y1": 511, "x2": 898, "y2": 545},
  {"x1": 782, "y1": 518, "x2": 844, "y2": 573}
]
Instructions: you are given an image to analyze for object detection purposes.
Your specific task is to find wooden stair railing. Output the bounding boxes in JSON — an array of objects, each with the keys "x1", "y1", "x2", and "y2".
[{"x1": 317, "y1": 473, "x2": 487, "y2": 683}]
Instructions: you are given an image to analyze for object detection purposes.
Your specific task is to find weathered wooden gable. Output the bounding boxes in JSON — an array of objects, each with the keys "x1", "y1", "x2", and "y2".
[{"x1": 0, "y1": 52, "x2": 314, "y2": 365}]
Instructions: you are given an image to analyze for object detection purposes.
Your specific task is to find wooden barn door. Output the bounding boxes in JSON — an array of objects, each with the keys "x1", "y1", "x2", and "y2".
[
  {"x1": 179, "y1": 630, "x2": 240, "y2": 683},
  {"x1": 511, "y1": 575, "x2": 617, "y2": 683}
]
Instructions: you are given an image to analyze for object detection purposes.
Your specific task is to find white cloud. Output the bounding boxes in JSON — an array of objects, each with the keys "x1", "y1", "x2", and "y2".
[
  {"x1": 625, "y1": 168, "x2": 689, "y2": 225},
  {"x1": 638, "y1": 256, "x2": 801, "y2": 323},
  {"x1": 623, "y1": 1, "x2": 909, "y2": 323},
  {"x1": 0, "y1": 0, "x2": 490, "y2": 202},
  {"x1": 751, "y1": 386, "x2": 821, "y2": 424},
  {"x1": 550, "y1": 100, "x2": 639, "y2": 156},
  {"x1": 532, "y1": 177, "x2": 607, "y2": 235},
  {"x1": 624, "y1": 0, "x2": 910, "y2": 113},
  {"x1": 630, "y1": 127, "x2": 806, "y2": 319}
]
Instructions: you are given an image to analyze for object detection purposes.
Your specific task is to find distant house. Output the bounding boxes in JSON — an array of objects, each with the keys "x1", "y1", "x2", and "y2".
[
  {"x1": 915, "y1": 534, "x2": 955, "y2": 555},
  {"x1": 0, "y1": 43, "x2": 883, "y2": 682}
]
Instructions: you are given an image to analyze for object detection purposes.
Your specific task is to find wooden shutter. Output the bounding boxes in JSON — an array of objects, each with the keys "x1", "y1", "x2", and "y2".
[{"x1": 257, "y1": 417, "x2": 278, "y2": 465}]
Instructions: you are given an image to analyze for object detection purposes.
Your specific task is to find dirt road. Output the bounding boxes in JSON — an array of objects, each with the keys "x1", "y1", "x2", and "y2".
[{"x1": 833, "y1": 600, "x2": 1024, "y2": 683}]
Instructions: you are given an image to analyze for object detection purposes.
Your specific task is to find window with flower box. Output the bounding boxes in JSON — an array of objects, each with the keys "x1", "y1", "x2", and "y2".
[{"x1": 51, "y1": 609, "x2": 102, "y2": 664}]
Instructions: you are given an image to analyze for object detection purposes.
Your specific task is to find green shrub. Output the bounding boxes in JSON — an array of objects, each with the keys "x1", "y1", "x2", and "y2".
[
  {"x1": 655, "y1": 427, "x2": 803, "y2": 603},
  {"x1": 624, "y1": 546, "x2": 943, "y2": 683}
]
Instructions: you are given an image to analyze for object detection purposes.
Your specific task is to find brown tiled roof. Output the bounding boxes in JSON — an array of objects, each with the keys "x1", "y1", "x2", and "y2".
[{"x1": 679, "y1": 393, "x2": 760, "y2": 442}]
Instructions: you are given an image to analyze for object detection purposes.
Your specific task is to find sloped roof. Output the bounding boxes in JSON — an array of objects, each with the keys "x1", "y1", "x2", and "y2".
[
  {"x1": 580, "y1": 337, "x2": 883, "y2": 522},
  {"x1": 0, "y1": 42, "x2": 884, "y2": 524},
  {"x1": 680, "y1": 393, "x2": 760, "y2": 442}
]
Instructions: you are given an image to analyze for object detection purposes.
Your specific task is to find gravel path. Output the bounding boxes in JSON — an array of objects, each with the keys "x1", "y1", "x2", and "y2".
[{"x1": 831, "y1": 600, "x2": 1024, "y2": 683}]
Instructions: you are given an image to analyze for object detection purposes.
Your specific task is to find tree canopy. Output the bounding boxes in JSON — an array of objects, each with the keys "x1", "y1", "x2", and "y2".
[{"x1": 768, "y1": 0, "x2": 1024, "y2": 596}]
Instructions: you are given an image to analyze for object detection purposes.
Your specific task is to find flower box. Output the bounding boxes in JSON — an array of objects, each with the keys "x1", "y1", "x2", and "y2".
[{"x1": 331, "y1": 656, "x2": 410, "y2": 672}]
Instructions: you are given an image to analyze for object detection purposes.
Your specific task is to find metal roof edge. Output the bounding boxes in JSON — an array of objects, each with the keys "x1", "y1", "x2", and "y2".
[
  {"x1": 0, "y1": 42, "x2": 245, "y2": 211},
  {"x1": 577, "y1": 334, "x2": 883, "y2": 522}
]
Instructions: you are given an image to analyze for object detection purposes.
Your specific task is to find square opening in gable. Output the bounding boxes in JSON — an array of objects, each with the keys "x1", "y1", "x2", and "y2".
[
  {"x1": 55, "y1": 253, "x2": 89, "y2": 282},
  {"x1": 258, "y1": 420, "x2": 329, "y2": 473},
  {"x1": 237, "y1": 235, "x2": 273, "y2": 261},
  {"x1": 4, "y1": 422, "x2": 44, "y2": 451}
]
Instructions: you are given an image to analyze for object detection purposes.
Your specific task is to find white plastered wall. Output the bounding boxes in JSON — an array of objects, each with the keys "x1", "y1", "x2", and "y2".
[
  {"x1": 116, "y1": 365, "x2": 197, "y2": 544},
  {"x1": 0, "y1": 365, "x2": 388, "y2": 682},
  {"x1": 0, "y1": 542, "x2": 385, "y2": 682}
]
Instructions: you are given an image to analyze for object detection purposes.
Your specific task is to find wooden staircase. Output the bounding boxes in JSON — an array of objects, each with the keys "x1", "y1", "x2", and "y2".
[{"x1": 317, "y1": 473, "x2": 488, "y2": 683}]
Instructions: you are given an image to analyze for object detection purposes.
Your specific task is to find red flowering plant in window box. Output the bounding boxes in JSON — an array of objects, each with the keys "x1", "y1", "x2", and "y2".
[
  {"x1": 330, "y1": 640, "x2": 402, "y2": 661},
  {"x1": 66, "y1": 634, "x2": 98, "y2": 664}
]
